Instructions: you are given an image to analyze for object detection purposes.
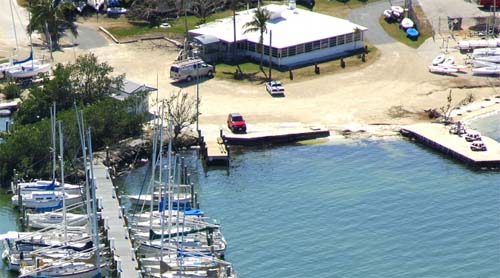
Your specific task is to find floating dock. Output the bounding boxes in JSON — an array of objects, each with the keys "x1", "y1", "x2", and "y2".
[
  {"x1": 401, "y1": 123, "x2": 500, "y2": 170},
  {"x1": 223, "y1": 127, "x2": 330, "y2": 146},
  {"x1": 94, "y1": 162, "x2": 140, "y2": 277}
]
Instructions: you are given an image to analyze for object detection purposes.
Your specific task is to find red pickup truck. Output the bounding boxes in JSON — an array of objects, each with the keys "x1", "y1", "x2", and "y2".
[
  {"x1": 477, "y1": 0, "x2": 499, "y2": 7},
  {"x1": 227, "y1": 113, "x2": 247, "y2": 133}
]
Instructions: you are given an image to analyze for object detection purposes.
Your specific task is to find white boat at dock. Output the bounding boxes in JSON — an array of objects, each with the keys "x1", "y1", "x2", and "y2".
[
  {"x1": 26, "y1": 211, "x2": 88, "y2": 229},
  {"x1": 15, "y1": 180, "x2": 82, "y2": 195},
  {"x1": 128, "y1": 193, "x2": 192, "y2": 207},
  {"x1": 11, "y1": 191, "x2": 82, "y2": 209},
  {"x1": 19, "y1": 260, "x2": 100, "y2": 278}
]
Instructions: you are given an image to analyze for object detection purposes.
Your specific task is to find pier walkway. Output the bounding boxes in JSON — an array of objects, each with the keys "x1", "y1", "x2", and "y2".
[
  {"x1": 401, "y1": 123, "x2": 500, "y2": 169},
  {"x1": 94, "y1": 162, "x2": 140, "y2": 277}
]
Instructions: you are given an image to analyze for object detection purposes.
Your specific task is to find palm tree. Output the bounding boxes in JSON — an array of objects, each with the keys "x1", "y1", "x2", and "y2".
[
  {"x1": 243, "y1": 6, "x2": 271, "y2": 70},
  {"x1": 28, "y1": 0, "x2": 77, "y2": 50}
]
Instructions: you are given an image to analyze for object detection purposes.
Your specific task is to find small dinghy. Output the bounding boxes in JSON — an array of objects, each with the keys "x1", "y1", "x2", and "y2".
[
  {"x1": 406, "y1": 27, "x2": 419, "y2": 39},
  {"x1": 400, "y1": 18, "x2": 414, "y2": 29},
  {"x1": 472, "y1": 59, "x2": 497, "y2": 68},
  {"x1": 443, "y1": 56, "x2": 455, "y2": 65},
  {"x1": 391, "y1": 6, "x2": 404, "y2": 14},
  {"x1": 472, "y1": 66, "x2": 500, "y2": 75},
  {"x1": 428, "y1": 65, "x2": 459, "y2": 74},
  {"x1": 383, "y1": 9, "x2": 392, "y2": 19},
  {"x1": 432, "y1": 54, "x2": 446, "y2": 65},
  {"x1": 474, "y1": 55, "x2": 500, "y2": 63}
]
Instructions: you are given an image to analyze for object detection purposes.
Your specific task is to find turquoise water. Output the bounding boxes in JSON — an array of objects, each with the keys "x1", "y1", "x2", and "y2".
[
  {"x1": 114, "y1": 128, "x2": 500, "y2": 278},
  {"x1": 0, "y1": 114, "x2": 499, "y2": 277},
  {"x1": 0, "y1": 189, "x2": 20, "y2": 278}
]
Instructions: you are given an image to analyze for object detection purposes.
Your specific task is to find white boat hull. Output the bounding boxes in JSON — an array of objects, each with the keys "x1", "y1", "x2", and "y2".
[{"x1": 6, "y1": 63, "x2": 50, "y2": 79}]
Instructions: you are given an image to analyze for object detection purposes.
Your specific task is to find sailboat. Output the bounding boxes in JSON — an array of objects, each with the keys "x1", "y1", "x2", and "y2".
[
  {"x1": 17, "y1": 120, "x2": 103, "y2": 277},
  {"x1": 1, "y1": 0, "x2": 49, "y2": 79}
]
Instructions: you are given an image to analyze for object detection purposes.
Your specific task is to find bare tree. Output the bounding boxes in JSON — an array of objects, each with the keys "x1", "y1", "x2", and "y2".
[
  {"x1": 439, "y1": 90, "x2": 474, "y2": 124},
  {"x1": 164, "y1": 90, "x2": 200, "y2": 141}
]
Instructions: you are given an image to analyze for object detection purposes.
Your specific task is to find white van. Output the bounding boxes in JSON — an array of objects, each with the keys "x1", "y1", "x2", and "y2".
[{"x1": 170, "y1": 59, "x2": 214, "y2": 82}]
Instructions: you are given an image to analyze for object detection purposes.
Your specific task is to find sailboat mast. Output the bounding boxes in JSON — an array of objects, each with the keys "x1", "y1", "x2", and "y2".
[
  {"x1": 87, "y1": 129, "x2": 101, "y2": 274},
  {"x1": 75, "y1": 108, "x2": 93, "y2": 236},
  {"x1": 51, "y1": 103, "x2": 57, "y2": 182},
  {"x1": 8, "y1": 0, "x2": 19, "y2": 58},
  {"x1": 58, "y1": 120, "x2": 67, "y2": 242}
]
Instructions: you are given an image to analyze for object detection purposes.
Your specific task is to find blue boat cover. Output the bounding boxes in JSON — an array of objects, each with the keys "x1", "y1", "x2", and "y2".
[{"x1": 406, "y1": 28, "x2": 419, "y2": 37}]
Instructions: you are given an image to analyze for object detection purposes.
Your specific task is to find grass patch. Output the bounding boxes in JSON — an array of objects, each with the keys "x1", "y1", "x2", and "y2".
[
  {"x1": 100, "y1": 9, "x2": 233, "y2": 40},
  {"x1": 16, "y1": 0, "x2": 28, "y2": 7},
  {"x1": 215, "y1": 44, "x2": 379, "y2": 83},
  {"x1": 98, "y1": 0, "x2": 382, "y2": 40},
  {"x1": 310, "y1": 0, "x2": 382, "y2": 17},
  {"x1": 378, "y1": 6, "x2": 432, "y2": 48}
]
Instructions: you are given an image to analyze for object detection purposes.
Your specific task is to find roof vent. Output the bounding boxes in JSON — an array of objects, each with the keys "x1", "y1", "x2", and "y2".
[{"x1": 288, "y1": 0, "x2": 296, "y2": 10}]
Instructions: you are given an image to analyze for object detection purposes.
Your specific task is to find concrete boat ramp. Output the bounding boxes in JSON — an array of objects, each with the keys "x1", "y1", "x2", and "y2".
[
  {"x1": 200, "y1": 125, "x2": 330, "y2": 166},
  {"x1": 401, "y1": 123, "x2": 500, "y2": 170}
]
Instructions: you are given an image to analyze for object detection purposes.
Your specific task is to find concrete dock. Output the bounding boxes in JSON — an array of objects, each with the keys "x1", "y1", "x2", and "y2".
[
  {"x1": 223, "y1": 126, "x2": 330, "y2": 145},
  {"x1": 401, "y1": 123, "x2": 500, "y2": 169},
  {"x1": 94, "y1": 162, "x2": 140, "y2": 277}
]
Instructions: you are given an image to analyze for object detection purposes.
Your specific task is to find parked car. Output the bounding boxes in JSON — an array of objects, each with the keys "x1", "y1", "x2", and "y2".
[
  {"x1": 265, "y1": 80, "x2": 285, "y2": 96},
  {"x1": 470, "y1": 141, "x2": 487, "y2": 151},
  {"x1": 106, "y1": 7, "x2": 127, "y2": 15},
  {"x1": 227, "y1": 113, "x2": 246, "y2": 133},
  {"x1": 170, "y1": 58, "x2": 214, "y2": 82},
  {"x1": 465, "y1": 131, "x2": 481, "y2": 142}
]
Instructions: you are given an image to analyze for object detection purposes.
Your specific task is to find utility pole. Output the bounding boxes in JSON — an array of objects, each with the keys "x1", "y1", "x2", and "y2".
[{"x1": 268, "y1": 30, "x2": 272, "y2": 81}]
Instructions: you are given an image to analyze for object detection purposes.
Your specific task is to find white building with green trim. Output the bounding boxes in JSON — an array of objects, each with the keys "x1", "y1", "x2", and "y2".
[{"x1": 189, "y1": 4, "x2": 368, "y2": 68}]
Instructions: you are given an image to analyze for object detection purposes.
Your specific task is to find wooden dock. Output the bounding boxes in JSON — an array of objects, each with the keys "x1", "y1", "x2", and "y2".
[
  {"x1": 401, "y1": 123, "x2": 500, "y2": 169},
  {"x1": 200, "y1": 134, "x2": 229, "y2": 166},
  {"x1": 93, "y1": 162, "x2": 141, "y2": 277},
  {"x1": 223, "y1": 127, "x2": 330, "y2": 146}
]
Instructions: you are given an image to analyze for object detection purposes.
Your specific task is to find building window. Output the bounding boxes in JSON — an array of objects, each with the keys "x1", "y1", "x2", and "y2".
[
  {"x1": 305, "y1": 42, "x2": 313, "y2": 52},
  {"x1": 312, "y1": 40, "x2": 320, "y2": 50},
  {"x1": 337, "y1": 35, "x2": 345, "y2": 45},
  {"x1": 271, "y1": 47, "x2": 278, "y2": 57},
  {"x1": 248, "y1": 42, "x2": 256, "y2": 52},
  {"x1": 354, "y1": 30, "x2": 362, "y2": 41},
  {"x1": 263, "y1": 45, "x2": 270, "y2": 55},
  {"x1": 296, "y1": 44, "x2": 305, "y2": 54},
  {"x1": 320, "y1": 39, "x2": 329, "y2": 49},
  {"x1": 346, "y1": 33, "x2": 353, "y2": 43},
  {"x1": 280, "y1": 48, "x2": 288, "y2": 58},
  {"x1": 329, "y1": 37, "x2": 337, "y2": 47},
  {"x1": 288, "y1": 46, "x2": 296, "y2": 56}
]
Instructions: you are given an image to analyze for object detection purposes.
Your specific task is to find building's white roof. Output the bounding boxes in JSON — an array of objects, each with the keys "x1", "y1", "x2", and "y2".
[{"x1": 189, "y1": 4, "x2": 368, "y2": 49}]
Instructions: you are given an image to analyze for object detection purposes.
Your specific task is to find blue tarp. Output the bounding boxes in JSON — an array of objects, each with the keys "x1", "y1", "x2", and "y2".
[{"x1": 406, "y1": 28, "x2": 419, "y2": 38}]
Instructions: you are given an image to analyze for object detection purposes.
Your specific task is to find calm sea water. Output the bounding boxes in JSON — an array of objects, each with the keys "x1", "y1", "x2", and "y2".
[{"x1": 0, "y1": 114, "x2": 499, "y2": 278}]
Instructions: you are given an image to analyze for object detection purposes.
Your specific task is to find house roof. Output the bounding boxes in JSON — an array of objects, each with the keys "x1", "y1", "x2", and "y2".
[
  {"x1": 113, "y1": 79, "x2": 157, "y2": 95},
  {"x1": 189, "y1": 4, "x2": 368, "y2": 49},
  {"x1": 193, "y1": 34, "x2": 220, "y2": 45}
]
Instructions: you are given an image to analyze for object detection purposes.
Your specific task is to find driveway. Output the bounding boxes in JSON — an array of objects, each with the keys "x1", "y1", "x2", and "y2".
[
  {"x1": 347, "y1": 0, "x2": 406, "y2": 46},
  {"x1": 64, "y1": 25, "x2": 108, "y2": 50}
]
